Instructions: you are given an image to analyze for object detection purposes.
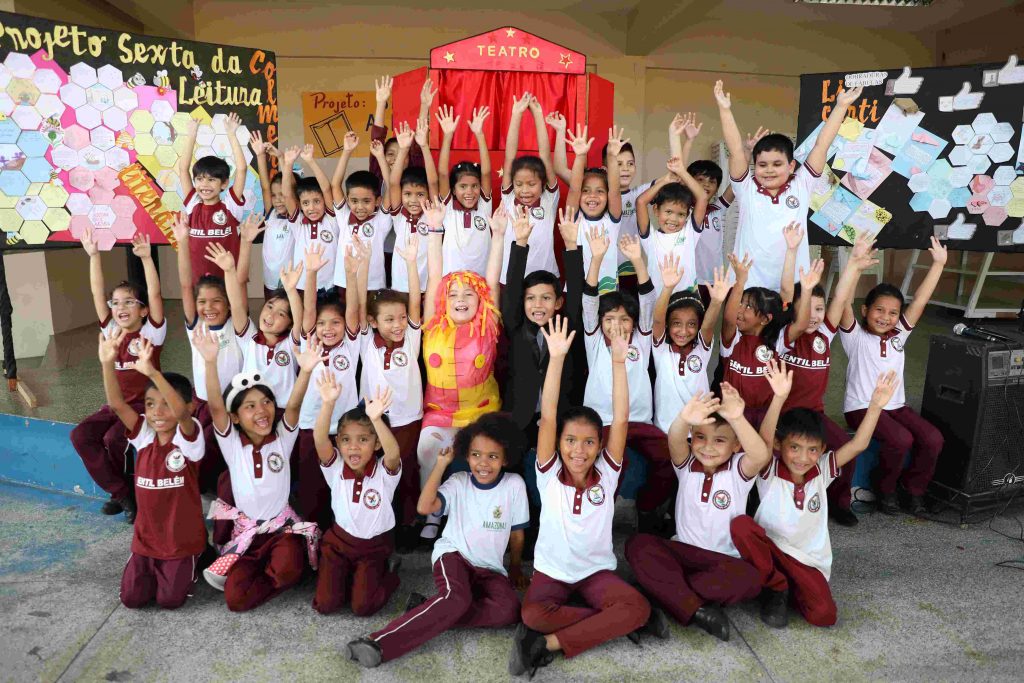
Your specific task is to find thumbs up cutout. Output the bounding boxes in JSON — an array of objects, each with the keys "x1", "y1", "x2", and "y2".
[
  {"x1": 951, "y1": 82, "x2": 984, "y2": 110},
  {"x1": 941, "y1": 213, "x2": 975, "y2": 241},
  {"x1": 892, "y1": 66, "x2": 923, "y2": 95},
  {"x1": 997, "y1": 55, "x2": 1024, "y2": 85}
]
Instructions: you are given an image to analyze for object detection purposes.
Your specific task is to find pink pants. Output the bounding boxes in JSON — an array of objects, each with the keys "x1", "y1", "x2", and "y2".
[
  {"x1": 370, "y1": 551, "x2": 520, "y2": 662},
  {"x1": 120, "y1": 552, "x2": 201, "y2": 610},
  {"x1": 521, "y1": 570, "x2": 650, "y2": 657},
  {"x1": 313, "y1": 524, "x2": 398, "y2": 616},
  {"x1": 625, "y1": 533, "x2": 760, "y2": 624},
  {"x1": 71, "y1": 404, "x2": 140, "y2": 500},
  {"x1": 845, "y1": 405, "x2": 943, "y2": 496}
]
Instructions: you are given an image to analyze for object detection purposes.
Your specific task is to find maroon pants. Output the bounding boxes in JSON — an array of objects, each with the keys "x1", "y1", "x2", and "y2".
[
  {"x1": 845, "y1": 405, "x2": 943, "y2": 496},
  {"x1": 392, "y1": 421, "x2": 422, "y2": 527},
  {"x1": 625, "y1": 534, "x2": 760, "y2": 624},
  {"x1": 313, "y1": 524, "x2": 398, "y2": 616},
  {"x1": 296, "y1": 428, "x2": 334, "y2": 530},
  {"x1": 370, "y1": 551, "x2": 520, "y2": 662},
  {"x1": 120, "y1": 552, "x2": 201, "y2": 610},
  {"x1": 603, "y1": 422, "x2": 672, "y2": 512},
  {"x1": 71, "y1": 404, "x2": 140, "y2": 500},
  {"x1": 224, "y1": 532, "x2": 306, "y2": 612},
  {"x1": 521, "y1": 570, "x2": 650, "y2": 658},
  {"x1": 820, "y1": 413, "x2": 855, "y2": 510},
  {"x1": 730, "y1": 515, "x2": 836, "y2": 627}
]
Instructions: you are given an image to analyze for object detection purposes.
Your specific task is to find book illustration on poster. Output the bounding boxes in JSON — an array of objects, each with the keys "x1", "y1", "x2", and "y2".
[{"x1": 309, "y1": 110, "x2": 354, "y2": 157}]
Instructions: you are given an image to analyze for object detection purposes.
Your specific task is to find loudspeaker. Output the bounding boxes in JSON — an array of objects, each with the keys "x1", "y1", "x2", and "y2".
[{"x1": 922, "y1": 331, "x2": 1024, "y2": 497}]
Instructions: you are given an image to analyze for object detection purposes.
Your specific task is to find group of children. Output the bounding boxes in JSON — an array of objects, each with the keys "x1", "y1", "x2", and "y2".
[{"x1": 70, "y1": 76, "x2": 949, "y2": 672}]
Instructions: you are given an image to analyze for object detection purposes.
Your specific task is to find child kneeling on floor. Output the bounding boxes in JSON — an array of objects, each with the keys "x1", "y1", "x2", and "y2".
[{"x1": 346, "y1": 412, "x2": 529, "y2": 667}]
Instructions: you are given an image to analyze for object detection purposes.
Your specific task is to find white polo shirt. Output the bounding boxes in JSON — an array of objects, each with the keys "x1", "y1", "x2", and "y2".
[
  {"x1": 261, "y1": 212, "x2": 294, "y2": 290},
  {"x1": 214, "y1": 416, "x2": 299, "y2": 522},
  {"x1": 582, "y1": 286, "x2": 657, "y2": 425},
  {"x1": 755, "y1": 452, "x2": 839, "y2": 580},
  {"x1": 321, "y1": 450, "x2": 400, "y2": 540},
  {"x1": 694, "y1": 197, "x2": 730, "y2": 285},
  {"x1": 237, "y1": 323, "x2": 298, "y2": 408},
  {"x1": 333, "y1": 202, "x2": 392, "y2": 291},
  {"x1": 442, "y1": 193, "x2": 493, "y2": 277},
  {"x1": 289, "y1": 207, "x2": 340, "y2": 292},
  {"x1": 577, "y1": 210, "x2": 620, "y2": 294},
  {"x1": 499, "y1": 185, "x2": 561, "y2": 283},
  {"x1": 533, "y1": 450, "x2": 621, "y2": 584},
  {"x1": 839, "y1": 316, "x2": 911, "y2": 412},
  {"x1": 653, "y1": 331, "x2": 714, "y2": 434},
  {"x1": 388, "y1": 207, "x2": 430, "y2": 293},
  {"x1": 673, "y1": 453, "x2": 755, "y2": 558},
  {"x1": 358, "y1": 324, "x2": 423, "y2": 428},
  {"x1": 187, "y1": 316, "x2": 245, "y2": 401},
  {"x1": 433, "y1": 471, "x2": 529, "y2": 576},
  {"x1": 297, "y1": 331, "x2": 359, "y2": 432},
  {"x1": 641, "y1": 213, "x2": 702, "y2": 295},
  {"x1": 731, "y1": 166, "x2": 817, "y2": 290}
]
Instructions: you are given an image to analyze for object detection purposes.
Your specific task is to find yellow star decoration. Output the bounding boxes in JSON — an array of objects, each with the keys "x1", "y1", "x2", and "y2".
[
  {"x1": 444, "y1": 51, "x2": 455, "y2": 63},
  {"x1": 496, "y1": 168, "x2": 504, "y2": 178},
  {"x1": 559, "y1": 53, "x2": 573, "y2": 69},
  {"x1": 505, "y1": 28, "x2": 516, "y2": 37}
]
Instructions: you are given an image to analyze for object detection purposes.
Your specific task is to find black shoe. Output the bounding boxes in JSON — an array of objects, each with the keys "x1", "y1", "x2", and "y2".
[
  {"x1": 405, "y1": 591, "x2": 427, "y2": 613},
  {"x1": 829, "y1": 506, "x2": 859, "y2": 527},
  {"x1": 100, "y1": 496, "x2": 123, "y2": 515},
  {"x1": 760, "y1": 589, "x2": 789, "y2": 629},
  {"x1": 877, "y1": 493, "x2": 899, "y2": 516},
  {"x1": 691, "y1": 604, "x2": 730, "y2": 641},
  {"x1": 387, "y1": 555, "x2": 402, "y2": 576},
  {"x1": 395, "y1": 526, "x2": 419, "y2": 554},
  {"x1": 898, "y1": 487, "x2": 927, "y2": 515},
  {"x1": 508, "y1": 623, "x2": 552, "y2": 677},
  {"x1": 119, "y1": 495, "x2": 137, "y2": 524},
  {"x1": 642, "y1": 606, "x2": 671, "y2": 640},
  {"x1": 346, "y1": 637, "x2": 382, "y2": 668}
]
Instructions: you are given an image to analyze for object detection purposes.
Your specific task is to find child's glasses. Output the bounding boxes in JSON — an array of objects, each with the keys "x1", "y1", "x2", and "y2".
[{"x1": 107, "y1": 298, "x2": 141, "y2": 309}]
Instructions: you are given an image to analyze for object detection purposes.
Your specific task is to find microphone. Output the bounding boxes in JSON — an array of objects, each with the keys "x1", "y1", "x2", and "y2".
[{"x1": 953, "y1": 323, "x2": 1011, "y2": 344}]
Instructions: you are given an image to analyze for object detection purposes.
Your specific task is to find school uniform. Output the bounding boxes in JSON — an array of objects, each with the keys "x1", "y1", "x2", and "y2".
[
  {"x1": 261, "y1": 212, "x2": 294, "y2": 294},
  {"x1": 731, "y1": 451, "x2": 841, "y2": 627},
  {"x1": 731, "y1": 166, "x2": 817, "y2": 291},
  {"x1": 368, "y1": 471, "x2": 528, "y2": 662},
  {"x1": 776, "y1": 321, "x2": 855, "y2": 510},
  {"x1": 184, "y1": 187, "x2": 248, "y2": 285},
  {"x1": 841, "y1": 317, "x2": 943, "y2": 496},
  {"x1": 652, "y1": 331, "x2": 713, "y2": 434},
  {"x1": 333, "y1": 202, "x2": 392, "y2": 292},
  {"x1": 237, "y1": 323, "x2": 299, "y2": 409},
  {"x1": 640, "y1": 213, "x2": 703, "y2": 295},
  {"x1": 289, "y1": 207, "x2": 340, "y2": 292},
  {"x1": 582, "y1": 280, "x2": 672, "y2": 512},
  {"x1": 120, "y1": 417, "x2": 205, "y2": 610},
  {"x1": 626, "y1": 453, "x2": 761, "y2": 625},
  {"x1": 499, "y1": 184, "x2": 561, "y2": 283},
  {"x1": 72, "y1": 316, "x2": 167, "y2": 501},
  {"x1": 694, "y1": 197, "x2": 730, "y2": 285},
  {"x1": 577, "y1": 209, "x2": 620, "y2": 294},
  {"x1": 720, "y1": 332, "x2": 777, "y2": 418},
  {"x1": 522, "y1": 451, "x2": 650, "y2": 657},
  {"x1": 615, "y1": 182, "x2": 652, "y2": 276},
  {"x1": 442, "y1": 192, "x2": 492, "y2": 277},
  {"x1": 389, "y1": 207, "x2": 429, "y2": 293},
  {"x1": 211, "y1": 417, "x2": 309, "y2": 611},
  {"x1": 358, "y1": 324, "x2": 423, "y2": 526},
  {"x1": 295, "y1": 329, "x2": 360, "y2": 530},
  {"x1": 313, "y1": 451, "x2": 401, "y2": 616}
]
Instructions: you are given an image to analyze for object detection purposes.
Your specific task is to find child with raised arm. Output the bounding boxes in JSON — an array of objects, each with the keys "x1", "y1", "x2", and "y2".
[
  {"x1": 390, "y1": 120, "x2": 439, "y2": 294},
  {"x1": 347, "y1": 412, "x2": 529, "y2": 668},
  {"x1": 841, "y1": 237, "x2": 947, "y2": 516},
  {"x1": 194, "y1": 327, "x2": 321, "y2": 610},
  {"x1": 243, "y1": 132, "x2": 293, "y2": 298},
  {"x1": 716, "y1": 79, "x2": 862, "y2": 291},
  {"x1": 436, "y1": 105, "x2": 494, "y2": 277},
  {"x1": 72, "y1": 230, "x2": 165, "y2": 521},
  {"x1": 627, "y1": 376, "x2": 774, "y2": 642},
  {"x1": 500, "y1": 93, "x2": 561, "y2": 282},
  {"x1": 511, "y1": 318, "x2": 652, "y2": 676},
  {"x1": 281, "y1": 143, "x2": 338, "y2": 293},
  {"x1": 732, "y1": 370, "x2": 900, "y2": 628},
  {"x1": 312, "y1": 379, "x2": 403, "y2": 617},
  {"x1": 368, "y1": 75, "x2": 429, "y2": 187},
  {"x1": 99, "y1": 333, "x2": 204, "y2": 609},
  {"x1": 330, "y1": 131, "x2": 393, "y2": 295},
  {"x1": 598, "y1": 118, "x2": 649, "y2": 289},
  {"x1": 177, "y1": 113, "x2": 250, "y2": 284}
]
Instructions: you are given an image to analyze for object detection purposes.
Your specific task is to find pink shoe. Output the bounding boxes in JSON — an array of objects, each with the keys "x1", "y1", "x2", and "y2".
[{"x1": 203, "y1": 552, "x2": 240, "y2": 591}]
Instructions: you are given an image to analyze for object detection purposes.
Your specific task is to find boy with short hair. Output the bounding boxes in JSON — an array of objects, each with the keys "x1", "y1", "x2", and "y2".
[
  {"x1": 388, "y1": 119, "x2": 438, "y2": 294},
  {"x1": 716, "y1": 80, "x2": 861, "y2": 291},
  {"x1": 282, "y1": 144, "x2": 338, "y2": 293},
  {"x1": 177, "y1": 113, "x2": 250, "y2": 285},
  {"x1": 242, "y1": 131, "x2": 292, "y2": 298},
  {"x1": 601, "y1": 136, "x2": 647, "y2": 288}
]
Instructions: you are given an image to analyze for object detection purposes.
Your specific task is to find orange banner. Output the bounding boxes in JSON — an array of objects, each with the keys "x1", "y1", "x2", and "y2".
[{"x1": 301, "y1": 90, "x2": 389, "y2": 158}]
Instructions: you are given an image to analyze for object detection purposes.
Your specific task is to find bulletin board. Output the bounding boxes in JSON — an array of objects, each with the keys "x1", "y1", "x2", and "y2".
[
  {"x1": 0, "y1": 10, "x2": 278, "y2": 250},
  {"x1": 796, "y1": 60, "x2": 1024, "y2": 253}
]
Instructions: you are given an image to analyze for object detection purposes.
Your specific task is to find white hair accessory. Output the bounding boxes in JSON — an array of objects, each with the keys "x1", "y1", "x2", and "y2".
[{"x1": 225, "y1": 371, "x2": 271, "y2": 410}]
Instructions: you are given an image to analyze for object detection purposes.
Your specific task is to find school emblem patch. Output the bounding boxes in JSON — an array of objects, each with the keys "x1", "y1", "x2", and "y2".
[
  {"x1": 812, "y1": 337, "x2": 827, "y2": 354},
  {"x1": 361, "y1": 223, "x2": 374, "y2": 238},
  {"x1": 267, "y1": 452, "x2": 284, "y2": 473},
  {"x1": 333, "y1": 355, "x2": 350, "y2": 371},
  {"x1": 711, "y1": 216, "x2": 722, "y2": 231},
  {"x1": 626, "y1": 345, "x2": 641, "y2": 362},
  {"x1": 686, "y1": 355, "x2": 703, "y2": 373},
  {"x1": 392, "y1": 350, "x2": 408, "y2": 367},
  {"x1": 712, "y1": 490, "x2": 731, "y2": 510},
  {"x1": 808, "y1": 492, "x2": 821, "y2": 513},
  {"x1": 890, "y1": 337, "x2": 904, "y2": 352},
  {"x1": 755, "y1": 344, "x2": 773, "y2": 363},
  {"x1": 492, "y1": 506, "x2": 502, "y2": 520},
  {"x1": 127, "y1": 338, "x2": 142, "y2": 357},
  {"x1": 320, "y1": 229, "x2": 334, "y2": 243},
  {"x1": 785, "y1": 196, "x2": 800, "y2": 209},
  {"x1": 165, "y1": 448, "x2": 186, "y2": 473},
  {"x1": 530, "y1": 206, "x2": 545, "y2": 220},
  {"x1": 417, "y1": 223, "x2": 430, "y2": 235},
  {"x1": 587, "y1": 484, "x2": 606, "y2": 506},
  {"x1": 473, "y1": 216, "x2": 488, "y2": 231},
  {"x1": 363, "y1": 489, "x2": 381, "y2": 510},
  {"x1": 212, "y1": 209, "x2": 227, "y2": 226},
  {"x1": 275, "y1": 350, "x2": 290, "y2": 367}
]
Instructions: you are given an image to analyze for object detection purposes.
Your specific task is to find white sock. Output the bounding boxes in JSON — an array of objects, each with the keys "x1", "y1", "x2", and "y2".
[{"x1": 419, "y1": 512, "x2": 443, "y2": 539}]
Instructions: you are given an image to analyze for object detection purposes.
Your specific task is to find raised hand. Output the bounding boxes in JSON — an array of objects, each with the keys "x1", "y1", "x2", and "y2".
[
  {"x1": 239, "y1": 212, "x2": 266, "y2": 243},
  {"x1": 365, "y1": 386, "x2": 394, "y2": 421},
  {"x1": 133, "y1": 338, "x2": 156, "y2": 377},
  {"x1": 419, "y1": 196, "x2": 445, "y2": 229},
  {"x1": 586, "y1": 225, "x2": 610, "y2": 262},
  {"x1": 566, "y1": 124, "x2": 594, "y2": 156},
  {"x1": 545, "y1": 111, "x2": 566, "y2": 133},
  {"x1": 279, "y1": 261, "x2": 303, "y2": 291},
  {"x1": 717, "y1": 382, "x2": 746, "y2": 419},
  {"x1": 249, "y1": 130, "x2": 266, "y2": 155},
  {"x1": 511, "y1": 92, "x2": 531, "y2": 116},
  {"x1": 713, "y1": 80, "x2": 732, "y2": 109},
  {"x1": 512, "y1": 204, "x2": 533, "y2": 245},
  {"x1": 316, "y1": 369, "x2": 341, "y2": 403},
  {"x1": 870, "y1": 370, "x2": 900, "y2": 408},
  {"x1": 342, "y1": 131, "x2": 359, "y2": 153},
  {"x1": 436, "y1": 105, "x2": 460, "y2": 136},
  {"x1": 618, "y1": 234, "x2": 642, "y2": 263},
  {"x1": 557, "y1": 206, "x2": 578, "y2": 250},
  {"x1": 835, "y1": 86, "x2": 864, "y2": 109},
  {"x1": 171, "y1": 212, "x2": 190, "y2": 244},
  {"x1": 298, "y1": 335, "x2": 324, "y2": 373},
  {"x1": 606, "y1": 125, "x2": 630, "y2": 157},
  {"x1": 375, "y1": 75, "x2": 393, "y2": 104},
  {"x1": 98, "y1": 328, "x2": 125, "y2": 364},
  {"x1": 669, "y1": 113, "x2": 687, "y2": 138},
  {"x1": 667, "y1": 156, "x2": 684, "y2": 177},
  {"x1": 305, "y1": 244, "x2": 328, "y2": 274},
  {"x1": 745, "y1": 126, "x2": 771, "y2": 154},
  {"x1": 679, "y1": 391, "x2": 722, "y2": 426},
  {"x1": 415, "y1": 117, "x2": 430, "y2": 147},
  {"x1": 708, "y1": 266, "x2": 730, "y2": 303},
  {"x1": 394, "y1": 232, "x2": 420, "y2": 265},
  {"x1": 205, "y1": 242, "x2": 236, "y2": 273},
  {"x1": 395, "y1": 121, "x2": 414, "y2": 149},
  {"x1": 798, "y1": 259, "x2": 825, "y2": 289},
  {"x1": 343, "y1": 236, "x2": 368, "y2": 274},
  {"x1": 299, "y1": 143, "x2": 315, "y2": 162},
  {"x1": 488, "y1": 204, "x2": 510, "y2": 237},
  {"x1": 727, "y1": 252, "x2": 753, "y2": 283},
  {"x1": 436, "y1": 445, "x2": 455, "y2": 470},
  {"x1": 764, "y1": 359, "x2": 792, "y2": 398},
  {"x1": 130, "y1": 232, "x2": 151, "y2": 259},
  {"x1": 469, "y1": 106, "x2": 490, "y2": 135},
  {"x1": 420, "y1": 78, "x2": 437, "y2": 107},
  {"x1": 80, "y1": 227, "x2": 100, "y2": 256},
  {"x1": 192, "y1": 324, "x2": 221, "y2": 363},
  {"x1": 282, "y1": 145, "x2": 301, "y2": 165},
  {"x1": 527, "y1": 95, "x2": 543, "y2": 114},
  {"x1": 682, "y1": 113, "x2": 702, "y2": 140},
  {"x1": 224, "y1": 112, "x2": 241, "y2": 135},
  {"x1": 928, "y1": 235, "x2": 948, "y2": 266},
  {"x1": 660, "y1": 253, "x2": 684, "y2": 291},
  {"x1": 369, "y1": 139, "x2": 385, "y2": 160},
  {"x1": 782, "y1": 222, "x2": 804, "y2": 251},
  {"x1": 609, "y1": 320, "x2": 629, "y2": 363},
  {"x1": 541, "y1": 315, "x2": 576, "y2": 358}
]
